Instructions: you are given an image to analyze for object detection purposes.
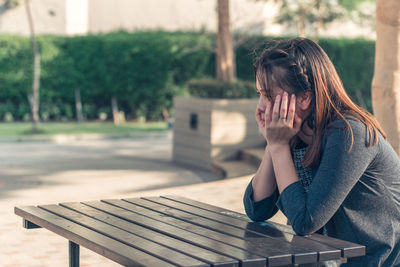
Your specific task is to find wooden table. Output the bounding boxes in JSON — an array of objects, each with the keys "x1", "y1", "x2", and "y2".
[{"x1": 15, "y1": 196, "x2": 365, "y2": 266}]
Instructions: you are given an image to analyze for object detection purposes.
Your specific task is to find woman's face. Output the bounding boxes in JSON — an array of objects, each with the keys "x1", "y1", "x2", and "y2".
[
  {"x1": 256, "y1": 79, "x2": 285, "y2": 114},
  {"x1": 256, "y1": 78, "x2": 310, "y2": 120},
  {"x1": 256, "y1": 78, "x2": 314, "y2": 143}
]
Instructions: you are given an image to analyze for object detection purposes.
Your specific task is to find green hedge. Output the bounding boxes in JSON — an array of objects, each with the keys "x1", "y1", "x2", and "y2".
[
  {"x1": 187, "y1": 79, "x2": 257, "y2": 99},
  {"x1": 0, "y1": 32, "x2": 375, "y2": 121}
]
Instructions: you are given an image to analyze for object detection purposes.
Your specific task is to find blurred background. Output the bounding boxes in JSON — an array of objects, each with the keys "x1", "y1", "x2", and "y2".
[
  {"x1": 0, "y1": 0, "x2": 377, "y2": 130},
  {"x1": 3, "y1": 0, "x2": 400, "y2": 266}
]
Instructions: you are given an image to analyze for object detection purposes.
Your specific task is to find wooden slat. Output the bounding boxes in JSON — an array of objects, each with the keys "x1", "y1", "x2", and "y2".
[
  {"x1": 39, "y1": 204, "x2": 210, "y2": 267},
  {"x1": 16, "y1": 196, "x2": 365, "y2": 267},
  {"x1": 163, "y1": 195, "x2": 366, "y2": 258},
  {"x1": 98, "y1": 199, "x2": 292, "y2": 266},
  {"x1": 126, "y1": 198, "x2": 317, "y2": 265},
  {"x1": 145, "y1": 196, "x2": 341, "y2": 262},
  {"x1": 59, "y1": 202, "x2": 238, "y2": 267},
  {"x1": 103, "y1": 198, "x2": 295, "y2": 266},
  {"x1": 84, "y1": 200, "x2": 270, "y2": 267},
  {"x1": 14, "y1": 206, "x2": 175, "y2": 267}
]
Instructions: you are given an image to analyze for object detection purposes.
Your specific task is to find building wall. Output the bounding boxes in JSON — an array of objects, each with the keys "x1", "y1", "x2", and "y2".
[
  {"x1": 88, "y1": 0, "x2": 214, "y2": 33},
  {"x1": 0, "y1": 0, "x2": 375, "y2": 39},
  {"x1": 87, "y1": 0, "x2": 275, "y2": 35},
  {"x1": 0, "y1": 0, "x2": 66, "y2": 35},
  {"x1": 66, "y1": 0, "x2": 88, "y2": 35}
]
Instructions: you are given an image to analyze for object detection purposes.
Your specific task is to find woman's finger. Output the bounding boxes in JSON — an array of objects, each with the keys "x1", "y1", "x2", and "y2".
[
  {"x1": 271, "y1": 94, "x2": 281, "y2": 122},
  {"x1": 255, "y1": 109, "x2": 264, "y2": 127},
  {"x1": 264, "y1": 98, "x2": 273, "y2": 124},
  {"x1": 280, "y1": 92, "x2": 289, "y2": 121},
  {"x1": 286, "y1": 94, "x2": 296, "y2": 126}
]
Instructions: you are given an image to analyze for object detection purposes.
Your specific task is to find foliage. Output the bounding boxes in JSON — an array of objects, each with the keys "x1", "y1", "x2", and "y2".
[
  {"x1": 0, "y1": 0, "x2": 19, "y2": 15},
  {"x1": 186, "y1": 79, "x2": 257, "y2": 99},
  {"x1": 275, "y1": 0, "x2": 344, "y2": 36},
  {"x1": 339, "y1": 0, "x2": 376, "y2": 29},
  {"x1": 339, "y1": 0, "x2": 375, "y2": 11},
  {"x1": 257, "y1": 0, "x2": 375, "y2": 37},
  {"x1": 318, "y1": 38, "x2": 375, "y2": 110},
  {"x1": 0, "y1": 32, "x2": 376, "y2": 121}
]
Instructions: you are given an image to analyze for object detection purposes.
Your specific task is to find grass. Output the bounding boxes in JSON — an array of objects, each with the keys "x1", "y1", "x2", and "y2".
[{"x1": 0, "y1": 121, "x2": 168, "y2": 137}]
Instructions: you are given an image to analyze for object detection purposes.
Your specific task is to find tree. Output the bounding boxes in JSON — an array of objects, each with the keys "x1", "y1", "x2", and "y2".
[
  {"x1": 0, "y1": 0, "x2": 18, "y2": 16},
  {"x1": 25, "y1": 0, "x2": 40, "y2": 132},
  {"x1": 339, "y1": 0, "x2": 376, "y2": 32},
  {"x1": 260, "y1": 0, "x2": 374, "y2": 39},
  {"x1": 216, "y1": 0, "x2": 235, "y2": 82},
  {"x1": 371, "y1": 0, "x2": 400, "y2": 155},
  {"x1": 0, "y1": 0, "x2": 40, "y2": 131},
  {"x1": 266, "y1": 0, "x2": 343, "y2": 38}
]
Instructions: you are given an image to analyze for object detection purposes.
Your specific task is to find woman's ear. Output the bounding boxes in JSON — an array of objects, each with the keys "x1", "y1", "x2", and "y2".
[{"x1": 297, "y1": 92, "x2": 312, "y2": 111}]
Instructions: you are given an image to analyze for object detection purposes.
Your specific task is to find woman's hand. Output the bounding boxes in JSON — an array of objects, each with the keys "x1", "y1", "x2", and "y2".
[
  {"x1": 255, "y1": 105, "x2": 268, "y2": 140},
  {"x1": 263, "y1": 92, "x2": 302, "y2": 147}
]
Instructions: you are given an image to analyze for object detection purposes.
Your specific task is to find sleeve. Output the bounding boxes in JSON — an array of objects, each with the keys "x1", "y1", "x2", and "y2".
[
  {"x1": 276, "y1": 120, "x2": 378, "y2": 236},
  {"x1": 243, "y1": 178, "x2": 280, "y2": 222}
]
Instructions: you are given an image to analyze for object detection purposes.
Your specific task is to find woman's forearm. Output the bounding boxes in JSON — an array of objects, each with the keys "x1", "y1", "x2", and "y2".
[
  {"x1": 268, "y1": 144, "x2": 299, "y2": 194},
  {"x1": 251, "y1": 146, "x2": 278, "y2": 202}
]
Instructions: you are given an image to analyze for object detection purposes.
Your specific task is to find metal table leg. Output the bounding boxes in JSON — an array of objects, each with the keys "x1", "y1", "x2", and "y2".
[{"x1": 69, "y1": 241, "x2": 79, "y2": 267}]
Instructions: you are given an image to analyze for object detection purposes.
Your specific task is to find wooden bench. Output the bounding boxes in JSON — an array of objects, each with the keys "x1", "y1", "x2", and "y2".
[{"x1": 15, "y1": 195, "x2": 365, "y2": 266}]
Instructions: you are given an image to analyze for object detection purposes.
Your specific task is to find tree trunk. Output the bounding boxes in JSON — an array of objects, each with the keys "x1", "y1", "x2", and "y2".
[
  {"x1": 298, "y1": 14, "x2": 306, "y2": 38},
  {"x1": 371, "y1": 0, "x2": 400, "y2": 155},
  {"x1": 216, "y1": 0, "x2": 235, "y2": 82},
  {"x1": 111, "y1": 96, "x2": 119, "y2": 125},
  {"x1": 162, "y1": 108, "x2": 169, "y2": 122},
  {"x1": 314, "y1": 17, "x2": 323, "y2": 42},
  {"x1": 25, "y1": 0, "x2": 40, "y2": 132},
  {"x1": 75, "y1": 88, "x2": 83, "y2": 123}
]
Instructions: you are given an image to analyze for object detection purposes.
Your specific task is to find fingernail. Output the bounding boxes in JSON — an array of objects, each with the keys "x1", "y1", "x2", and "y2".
[{"x1": 291, "y1": 94, "x2": 295, "y2": 98}]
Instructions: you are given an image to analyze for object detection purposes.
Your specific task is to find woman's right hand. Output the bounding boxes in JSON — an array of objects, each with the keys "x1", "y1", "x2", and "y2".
[
  {"x1": 255, "y1": 101, "x2": 270, "y2": 140},
  {"x1": 256, "y1": 108, "x2": 266, "y2": 140}
]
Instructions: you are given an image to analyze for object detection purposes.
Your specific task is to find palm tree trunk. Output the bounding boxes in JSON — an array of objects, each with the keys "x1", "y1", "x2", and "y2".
[
  {"x1": 216, "y1": 0, "x2": 235, "y2": 82},
  {"x1": 371, "y1": 0, "x2": 400, "y2": 155},
  {"x1": 298, "y1": 12, "x2": 306, "y2": 38},
  {"x1": 25, "y1": 0, "x2": 40, "y2": 132}
]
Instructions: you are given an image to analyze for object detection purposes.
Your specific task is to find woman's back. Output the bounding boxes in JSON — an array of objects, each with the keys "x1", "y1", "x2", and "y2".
[
  {"x1": 244, "y1": 119, "x2": 400, "y2": 266},
  {"x1": 246, "y1": 37, "x2": 400, "y2": 266},
  {"x1": 320, "y1": 119, "x2": 400, "y2": 266}
]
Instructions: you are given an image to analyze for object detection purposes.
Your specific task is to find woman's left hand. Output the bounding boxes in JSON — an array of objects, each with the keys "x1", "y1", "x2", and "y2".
[{"x1": 264, "y1": 92, "x2": 302, "y2": 147}]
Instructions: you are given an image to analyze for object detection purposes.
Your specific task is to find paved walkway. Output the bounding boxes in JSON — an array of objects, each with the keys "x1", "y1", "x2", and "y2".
[{"x1": 0, "y1": 131, "x2": 285, "y2": 266}]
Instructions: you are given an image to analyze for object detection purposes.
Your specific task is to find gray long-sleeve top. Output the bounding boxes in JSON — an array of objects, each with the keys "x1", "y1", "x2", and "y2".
[{"x1": 243, "y1": 119, "x2": 400, "y2": 266}]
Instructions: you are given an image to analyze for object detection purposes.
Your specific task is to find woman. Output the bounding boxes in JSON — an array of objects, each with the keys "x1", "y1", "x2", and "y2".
[{"x1": 243, "y1": 38, "x2": 400, "y2": 266}]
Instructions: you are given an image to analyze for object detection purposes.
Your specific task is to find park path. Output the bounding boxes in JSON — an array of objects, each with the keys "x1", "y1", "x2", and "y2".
[{"x1": 0, "y1": 132, "x2": 259, "y2": 266}]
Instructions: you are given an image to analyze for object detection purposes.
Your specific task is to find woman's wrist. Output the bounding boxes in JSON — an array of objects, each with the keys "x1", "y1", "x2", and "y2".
[
  {"x1": 267, "y1": 143, "x2": 291, "y2": 154},
  {"x1": 268, "y1": 144, "x2": 297, "y2": 194}
]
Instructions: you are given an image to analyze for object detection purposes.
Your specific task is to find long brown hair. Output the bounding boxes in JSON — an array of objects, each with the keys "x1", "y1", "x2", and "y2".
[{"x1": 254, "y1": 38, "x2": 387, "y2": 168}]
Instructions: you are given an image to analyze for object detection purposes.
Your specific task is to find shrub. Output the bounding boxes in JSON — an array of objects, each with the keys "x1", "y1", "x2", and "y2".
[
  {"x1": 186, "y1": 79, "x2": 257, "y2": 99},
  {"x1": 0, "y1": 32, "x2": 375, "y2": 121}
]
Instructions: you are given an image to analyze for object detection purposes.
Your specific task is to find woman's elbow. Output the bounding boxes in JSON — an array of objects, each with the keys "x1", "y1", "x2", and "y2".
[
  {"x1": 247, "y1": 212, "x2": 269, "y2": 222},
  {"x1": 292, "y1": 224, "x2": 314, "y2": 236},
  {"x1": 244, "y1": 205, "x2": 277, "y2": 222},
  {"x1": 290, "y1": 215, "x2": 318, "y2": 236}
]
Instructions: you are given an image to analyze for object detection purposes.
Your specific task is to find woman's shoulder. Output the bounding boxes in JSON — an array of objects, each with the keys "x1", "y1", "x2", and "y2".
[
  {"x1": 326, "y1": 116, "x2": 368, "y2": 138},
  {"x1": 323, "y1": 116, "x2": 380, "y2": 153}
]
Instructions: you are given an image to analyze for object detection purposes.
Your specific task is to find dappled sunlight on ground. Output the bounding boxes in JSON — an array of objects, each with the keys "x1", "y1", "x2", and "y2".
[{"x1": 0, "y1": 133, "x2": 229, "y2": 266}]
